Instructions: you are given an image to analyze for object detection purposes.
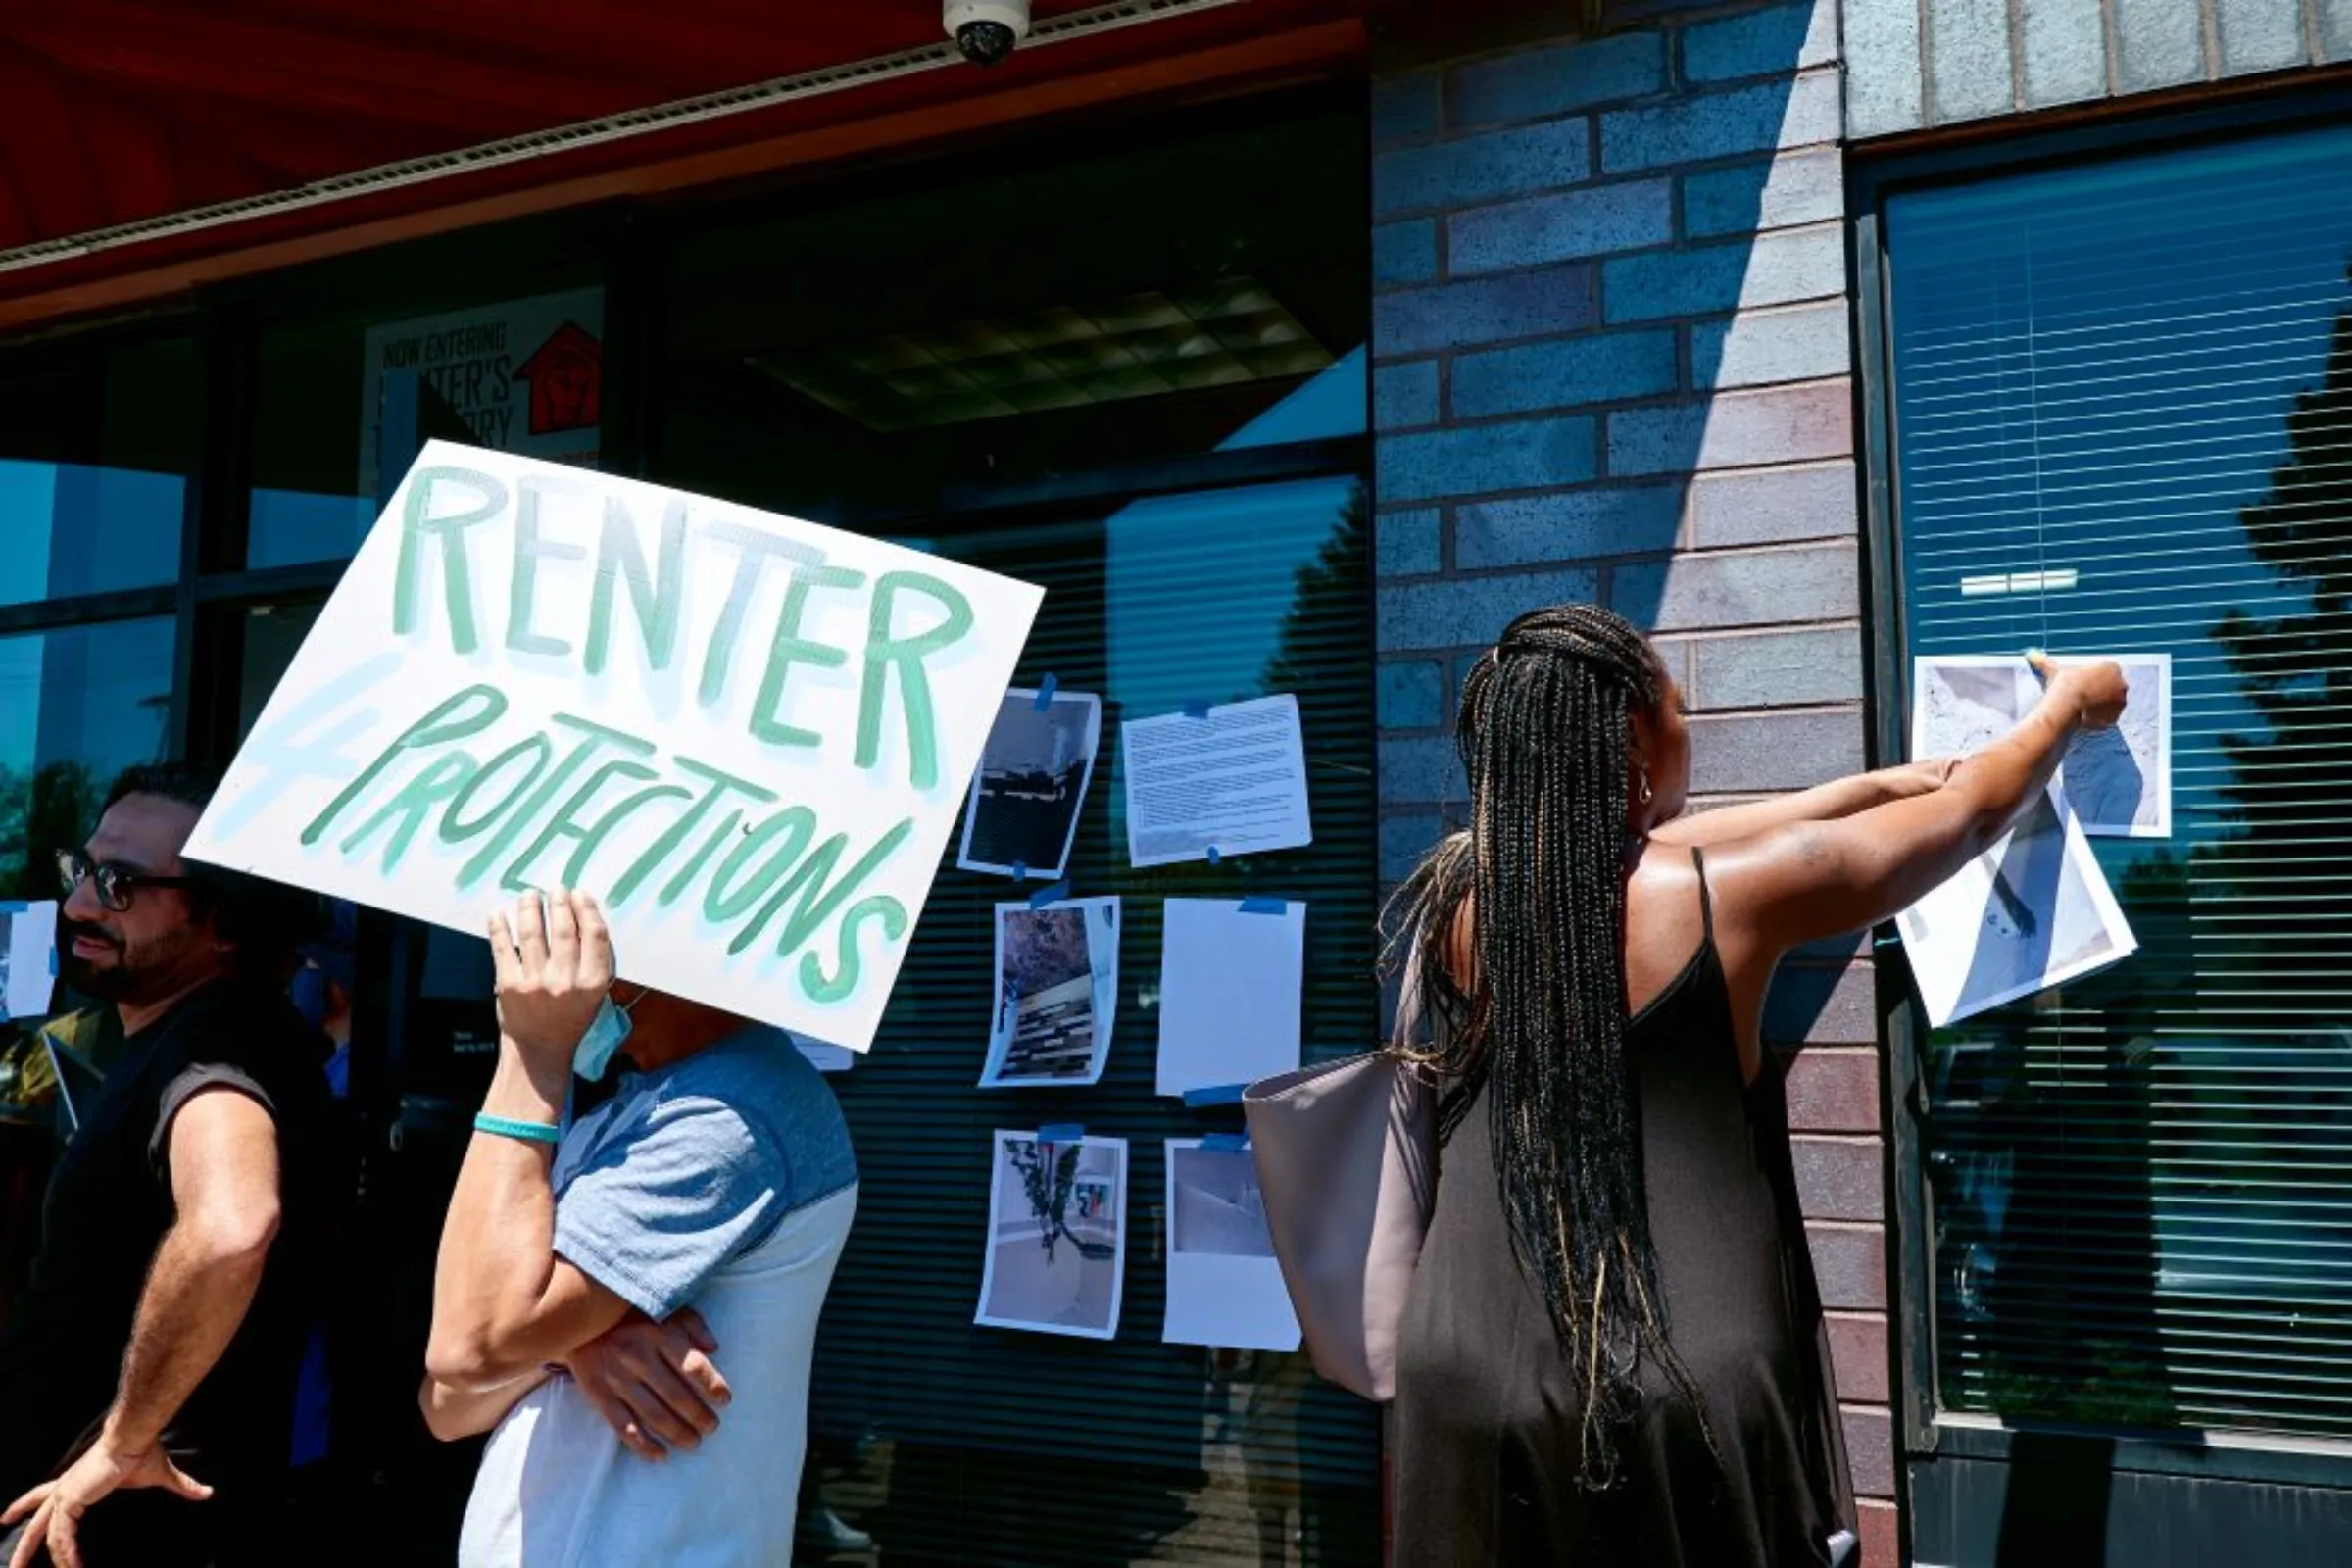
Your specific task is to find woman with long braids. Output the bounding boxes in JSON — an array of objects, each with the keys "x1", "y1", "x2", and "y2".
[{"x1": 1389, "y1": 604, "x2": 2127, "y2": 1564}]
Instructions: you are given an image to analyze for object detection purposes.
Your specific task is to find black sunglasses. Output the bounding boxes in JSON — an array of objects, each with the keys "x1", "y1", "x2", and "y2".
[{"x1": 56, "y1": 847, "x2": 201, "y2": 913}]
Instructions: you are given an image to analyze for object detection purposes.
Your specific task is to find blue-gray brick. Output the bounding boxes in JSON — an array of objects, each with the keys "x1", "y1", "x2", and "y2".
[
  {"x1": 1374, "y1": 119, "x2": 1592, "y2": 218},
  {"x1": 1373, "y1": 220, "x2": 1439, "y2": 289},
  {"x1": 1607, "y1": 383, "x2": 1851, "y2": 476},
  {"x1": 1692, "y1": 302, "x2": 1852, "y2": 391},
  {"x1": 2021, "y1": 0, "x2": 2108, "y2": 109},
  {"x1": 1845, "y1": 1409, "x2": 1895, "y2": 1498},
  {"x1": 1376, "y1": 508, "x2": 1443, "y2": 577},
  {"x1": 1378, "y1": 415, "x2": 1598, "y2": 503},
  {"x1": 1692, "y1": 627, "x2": 1864, "y2": 709},
  {"x1": 1766, "y1": 964, "x2": 1877, "y2": 1046},
  {"x1": 1447, "y1": 31, "x2": 1667, "y2": 126},
  {"x1": 1448, "y1": 178, "x2": 1675, "y2": 275},
  {"x1": 1612, "y1": 542, "x2": 1861, "y2": 631},
  {"x1": 1375, "y1": 361, "x2": 1440, "y2": 431},
  {"x1": 1380, "y1": 736, "x2": 1466, "y2": 806},
  {"x1": 1451, "y1": 330, "x2": 1679, "y2": 419},
  {"x1": 2113, "y1": 0, "x2": 2205, "y2": 90},
  {"x1": 1600, "y1": 72, "x2": 1840, "y2": 174},
  {"x1": 1683, "y1": 2, "x2": 1840, "y2": 84},
  {"x1": 1456, "y1": 484, "x2": 1684, "y2": 568},
  {"x1": 1690, "y1": 462, "x2": 1858, "y2": 548},
  {"x1": 1686, "y1": 709, "x2": 1867, "y2": 793},
  {"x1": 1372, "y1": 74, "x2": 1440, "y2": 146},
  {"x1": 1842, "y1": 0, "x2": 1926, "y2": 136},
  {"x1": 1684, "y1": 149, "x2": 1844, "y2": 237},
  {"x1": 1602, "y1": 225, "x2": 1843, "y2": 322},
  {"x1": 2217, "y1": 0, "x2": 2309, "y2": 74},
  {"x1": 1927, "y1": 0, "x2": 2015, "y2": 122},
  {"x1": 1374, "y1": 264, "x2": 1597, "y2": 356},
  {"x1": 1380, "y1": 812, "x2": 1445, "y2": 881},
  {"x1": 1378, "y1": 660, "x2": 1446, "y2": 729},
  {"x1": 1793, "y1": 1135, "x2": 1884, "y2": 1222},
  {"x1": 1379, "y1": 565, "x2": 1600, "y2": 653},
  {"x1": 2328, "y1": 0, "x2": 2352, "y2": 63}
]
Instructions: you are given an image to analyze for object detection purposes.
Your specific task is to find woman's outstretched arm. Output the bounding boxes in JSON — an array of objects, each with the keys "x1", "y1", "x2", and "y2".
[
  {"x1": 1650, "y1": 760, "x2": 1958, "y2": 848},
  {"x1": 1706, "y1": 655, "x2": 2129, "y2": 965}
]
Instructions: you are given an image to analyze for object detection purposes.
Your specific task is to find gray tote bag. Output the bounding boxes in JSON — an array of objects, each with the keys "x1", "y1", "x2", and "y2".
[{"x1": 1244, "y1": 963, "x2": 1439, "y2": 1402}]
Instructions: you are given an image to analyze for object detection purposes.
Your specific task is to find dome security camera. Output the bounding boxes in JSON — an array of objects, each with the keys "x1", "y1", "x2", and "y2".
[{"x1": 946, "y1": 0, "x2": 1030, "y2": 67}]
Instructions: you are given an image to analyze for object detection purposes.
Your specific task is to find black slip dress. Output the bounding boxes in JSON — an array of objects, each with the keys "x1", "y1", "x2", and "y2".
[{"x1": 1392, "y1": 849, "x2": 1855, "y2": 1565}]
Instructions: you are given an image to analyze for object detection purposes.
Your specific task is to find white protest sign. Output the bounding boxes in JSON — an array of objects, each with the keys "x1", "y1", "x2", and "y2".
[{"x1": 186, "y1": 441, "x2": 1044, "y2": 1051}]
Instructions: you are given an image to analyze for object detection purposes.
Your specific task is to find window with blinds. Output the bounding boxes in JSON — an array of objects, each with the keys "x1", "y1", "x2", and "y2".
[
  {"x1": 646, "y1": 94, "x2": 1381, "y2": 1563},
  {"x1": 1886, "y1": 121, "x2": 2352, "y2": 1440}
]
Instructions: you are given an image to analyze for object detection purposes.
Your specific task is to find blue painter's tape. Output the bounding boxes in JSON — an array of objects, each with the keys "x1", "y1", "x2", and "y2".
[
  {"x1": 1037, "y1": 1123, "x2": 1086, "y2": 1145},
  {"x1": 1180, "y1": 699, "x2": 1211, "y2": 719},
  {"x1": 1205, "y1": 845, "x2": 1221, "y2": 865},
  {"x1": 1238, "y1": 896, "x2": 1287, "y2": 915},
  {"x1": 1201, "y1": 1132, "x2": 1250, "y2": 1152},
  {"x1": 0, "y1": 901, "x2": 26, "y2": 915},
  {"x1": 1183, "y1": 1083, "x2": 1248, "y2": 1108},
  {"x1": 1034, "y1": 674, "x2": 1058, "y2": 709},
  {"x1": 1027, "y1": 880, "x2": 1072, "y2": 909},
  {"x1": 1011, "y1": 860, "x2": 1029, "y2": 882}
]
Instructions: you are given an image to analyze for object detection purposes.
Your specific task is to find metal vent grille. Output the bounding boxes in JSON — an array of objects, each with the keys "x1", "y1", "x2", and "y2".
[{"x1": 0, "y1": 0, "x2": 1251, "y2": 277}]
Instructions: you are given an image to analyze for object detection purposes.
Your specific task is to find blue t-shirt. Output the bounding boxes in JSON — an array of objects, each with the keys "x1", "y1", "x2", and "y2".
[
  {"x1": 552, "y1": 1028, "x2": 858, "y2": 1318},
  {"x1": 461, "y1": 1028, "x2": 859, "y2": 1567}
]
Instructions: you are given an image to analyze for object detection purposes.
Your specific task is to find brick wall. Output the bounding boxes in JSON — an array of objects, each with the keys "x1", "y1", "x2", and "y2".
[
  {"x1": 1845, "y1": 0, "x2": 2352, "y2": 138},
  {"x1": 1370, "y1": 2, "x2": 1895, "y2": 1558}
]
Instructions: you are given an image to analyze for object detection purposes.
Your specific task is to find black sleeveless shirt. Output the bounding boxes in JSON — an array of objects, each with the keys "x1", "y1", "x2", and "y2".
[{"x1": 1392, "y1": 850, "x2": 1854, "y2": 1565}]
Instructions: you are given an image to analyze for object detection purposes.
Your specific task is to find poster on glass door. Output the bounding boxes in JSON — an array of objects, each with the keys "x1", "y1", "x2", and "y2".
[{"x1": 357, "y1": 287, "x2": 607, "y2": 495}]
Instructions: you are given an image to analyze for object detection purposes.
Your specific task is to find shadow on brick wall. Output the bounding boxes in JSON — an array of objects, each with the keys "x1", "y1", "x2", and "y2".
[{"x1": 1373, "y1": 1, "x2": 1852, "y2": 1044}]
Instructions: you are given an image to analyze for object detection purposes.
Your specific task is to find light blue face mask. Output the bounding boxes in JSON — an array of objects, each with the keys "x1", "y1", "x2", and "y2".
[{"x1": 574, "y1": 990, "x2": 643, "y2": 1082}]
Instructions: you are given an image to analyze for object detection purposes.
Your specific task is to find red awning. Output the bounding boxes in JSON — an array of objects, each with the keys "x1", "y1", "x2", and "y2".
[{"x1": 0, "y1": 0, "x2": 1371, "y2": 322}]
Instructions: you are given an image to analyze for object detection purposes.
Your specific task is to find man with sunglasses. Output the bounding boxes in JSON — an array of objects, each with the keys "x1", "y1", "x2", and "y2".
[{"x1": 0, "y1": 763, "x2": 329, "y2": 1568}]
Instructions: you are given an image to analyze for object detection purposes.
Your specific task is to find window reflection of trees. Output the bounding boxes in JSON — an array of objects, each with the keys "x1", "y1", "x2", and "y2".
[{"x1": 1933, "y1": 267, "x2": 2352, "y2": 1440}]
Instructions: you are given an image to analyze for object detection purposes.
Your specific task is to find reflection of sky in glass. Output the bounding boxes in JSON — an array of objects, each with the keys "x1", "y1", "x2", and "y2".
[
  {"x1": 1105, "y1": 348, "x2": 1363, "y2": 710},
  {"x1": 0, "y1": 617, "x2": 174, "y2": 795},
  {"x1": 0, "y1": 460, "x2": 179, "y2": 605},
  {"x1": 249, "y1": 489, "x2": 374, "y2": 569},
  {"x1": 1891, "y1": 122, "x2": 2352, "y2": 1439},
  {"x1": 1890, "y1": 127, "x2": 2350, "y2": 855}
]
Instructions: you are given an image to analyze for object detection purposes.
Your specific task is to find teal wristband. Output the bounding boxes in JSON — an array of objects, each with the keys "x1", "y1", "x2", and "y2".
[{"x1": 473, "y1": 1112, "x2": 563, "y2": 1146}]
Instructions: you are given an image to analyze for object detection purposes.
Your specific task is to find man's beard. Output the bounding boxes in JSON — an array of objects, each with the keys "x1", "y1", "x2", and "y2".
[{"x1": 57, "y1": 918, "x2": 136, "y2": 1001}]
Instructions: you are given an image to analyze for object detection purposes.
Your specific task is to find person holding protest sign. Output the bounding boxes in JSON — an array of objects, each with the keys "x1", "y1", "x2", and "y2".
[
  {"x1": 0, "y1": 764, "x2": 331, "y2": 1568},
  {"x1": 421, "y1": 887, "x2": 857, "y2": 1566}
]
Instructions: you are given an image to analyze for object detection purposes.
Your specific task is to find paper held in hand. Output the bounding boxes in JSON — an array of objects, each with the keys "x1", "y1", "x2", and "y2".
[
  {"x1": 1896, "y1": 783, "x2": 2138, "y2": 1029},
  {"x1": 183, "y1": 441, "x2": 1044, "y2": 1051}
]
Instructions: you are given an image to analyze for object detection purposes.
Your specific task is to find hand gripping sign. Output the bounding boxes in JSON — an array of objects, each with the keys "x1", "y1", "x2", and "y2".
[{"x1": 186, "y1": 442, "x2": 1043, "y2": 1052}]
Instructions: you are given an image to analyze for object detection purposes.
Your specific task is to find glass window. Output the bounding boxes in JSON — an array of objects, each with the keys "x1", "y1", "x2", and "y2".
[
  {"x1": 652, "y1": 90, "x2": 1376, "y2": 1564},
  {"x1": 799, "y1": 476, "x2": 1378, "y2": 1566},
  {"x1": 658, "y1": 97, "x2": 1366, "y2": 527},
  {"x1": 1886, "y1": 122, "x2": 2352, "y2": 1439},
  {"x1": 0, "y1": 618, "x2": 175, "y2": 900},
  {"x1": 0, "y1": 336, "x2": 195, "y2": 605},
  {"x1": 248, "y1": 284, "x2": 605, "y2": 567}
]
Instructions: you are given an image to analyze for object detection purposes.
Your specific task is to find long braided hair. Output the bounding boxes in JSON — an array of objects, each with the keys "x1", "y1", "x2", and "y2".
[{"x1": 1388, "y1": 603, "x2": 1713, "y2": 1488}]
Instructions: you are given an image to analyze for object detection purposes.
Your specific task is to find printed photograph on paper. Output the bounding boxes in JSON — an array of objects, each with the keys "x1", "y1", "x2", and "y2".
[
  {"x1": 1163, "y1": 1140, "x2": 1300, "y2": 1352},
  {"x1": 979, "y1": 898, "x2": 1119, "y2": 1089},
  {"x1": 1912, "y1": 653, "x2": 2173, "y2": 839},
  {"x1": 976, "y1": 1131, "x2": 1127, "y2": 1341},
  {"x1": 1896, "y1": 785, "x2": 2137, "y2": 1027},
  {"x1": 958, "y1": 689, "x2": 1102, "y2": 881}
]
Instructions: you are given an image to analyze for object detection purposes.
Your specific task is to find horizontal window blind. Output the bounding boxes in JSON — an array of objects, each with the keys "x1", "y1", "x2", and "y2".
[
  {"x1": 1887, "y1": 122, "x2": 2352, "y2": 1440},
  {"x1": 806, "y1": 476, "x2": 1382, "y2": 1562}
]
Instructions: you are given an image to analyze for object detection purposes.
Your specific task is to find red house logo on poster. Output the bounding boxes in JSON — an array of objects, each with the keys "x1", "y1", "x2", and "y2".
[{"x1": 514, "y1": 321, "x2": 602, "y2": 436}]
